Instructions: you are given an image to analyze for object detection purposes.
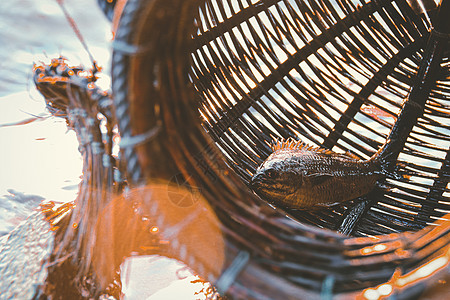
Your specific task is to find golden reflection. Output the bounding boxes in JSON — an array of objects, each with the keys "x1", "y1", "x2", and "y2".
[
  {"x1": 345, "y1": 238, "x2": 407, "y2": 258},
  {"x1": 91, "y1": 182, "x2": 225, "y2": 290},
  {"x1": 358, "y1": 248, "x2": 450, "y2": 299},
  {"x1": 41, "y1": 201, "x2": 75, "y2": 227},
  {"x1": 361, "y1": 244, "x2": 387, "y2": 255}
]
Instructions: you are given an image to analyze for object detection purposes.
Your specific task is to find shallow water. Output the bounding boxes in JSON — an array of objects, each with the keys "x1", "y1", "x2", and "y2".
[
  {"x1": 0, "y1": 0, "x2": 111, "y2": 203},
  {"x1": 0, "y1": 1, "x2": 208, "y2": 299}
]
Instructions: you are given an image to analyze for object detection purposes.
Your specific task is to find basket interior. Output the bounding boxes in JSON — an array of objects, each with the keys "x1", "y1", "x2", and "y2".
[{"x1": 189, "y1": 0, "x2": 450, "y2": 236}]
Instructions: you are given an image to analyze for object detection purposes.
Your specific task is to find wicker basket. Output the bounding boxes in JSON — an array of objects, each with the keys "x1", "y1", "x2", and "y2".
[{"x1": 111, "y1": 0, "x2": 450, "y2": 298}]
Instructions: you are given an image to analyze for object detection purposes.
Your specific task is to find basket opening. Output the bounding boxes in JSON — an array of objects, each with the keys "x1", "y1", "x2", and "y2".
[{"x1": 189, "y1": 0, "x2": 450, "y2": 236}]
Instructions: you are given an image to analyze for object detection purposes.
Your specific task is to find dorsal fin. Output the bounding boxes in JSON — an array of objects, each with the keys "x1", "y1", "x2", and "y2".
[
  {"x1": 271, "y1": 137, "x2": 321, "y2": 152},
  {"x1": 271, "y1": 137, "x2": 306, "y2": 151},
  {"x1": 344, "y1": 151, "x2": 361, "y2": 160},
  {"x1": 270, "y1": 137, "x2": 358, "y2": 159}
]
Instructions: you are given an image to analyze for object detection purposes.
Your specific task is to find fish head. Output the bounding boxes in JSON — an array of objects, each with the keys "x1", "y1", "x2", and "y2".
[{"x1": 250, "y1": 151, "x2": 304, "y2": 204}]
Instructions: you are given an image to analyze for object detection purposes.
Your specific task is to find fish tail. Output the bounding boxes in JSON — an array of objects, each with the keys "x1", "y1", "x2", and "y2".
[
  {"x1": 370, "y1": 133, "x2": 408, "y2": 169},
  {"x1": 369, "y1": 145, "x2": 405, "y2": 180},
  {"x1": 368, "y1": 152, "x2": 388, "y2": 177}
]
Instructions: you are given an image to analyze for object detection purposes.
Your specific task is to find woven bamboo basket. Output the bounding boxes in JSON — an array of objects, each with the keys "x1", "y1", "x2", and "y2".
[{"x1": 110, "y1": 0, "x2": 450, "y2": 298}]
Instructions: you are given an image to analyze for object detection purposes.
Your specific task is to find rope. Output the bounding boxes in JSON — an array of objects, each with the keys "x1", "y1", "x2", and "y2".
[
  {"x1": 320, "y1": 275, "x2": 335, "y2": 300},
  {"x1": 55, "y1": 0, "x2": 99, "y2": 74},
  {"x1": 119, "y1": 125, "x2": 161, "y2": 148},
  {"x1": 216, "y1": 251, "x2": 250, "y2": 295}
]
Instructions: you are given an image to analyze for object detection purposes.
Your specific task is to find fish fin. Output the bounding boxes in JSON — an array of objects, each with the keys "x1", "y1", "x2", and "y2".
[
  {"x1": 368, "y1": 144, "x2": 401, "y2": 172},
  {"x1": 270, "y1": 139, "x2": 278, "y2": 151},
  {"x1": 271, "y1": 138, "x2": 357, "y2": 161},
  {"x1": 272, "y1": 137, "x2": 304, "y2": 151},
  {"x1": 271, "y1": 137, "x2": 331, "y2": 153},
  {"x1": 344, "y1": 151, "x2": 361, "y2": 160},
  {"x1": 371, "y1": 159, "x2": 408, "y2": 180},
  {"x1": 307, "y1": 173, "x2": 333, "y2": 186}
]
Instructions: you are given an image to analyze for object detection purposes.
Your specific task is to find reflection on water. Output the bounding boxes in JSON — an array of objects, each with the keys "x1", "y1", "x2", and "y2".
[
  {"x1": 0, "y1": 189, "x2": 44, "y2": 236},
  {"x1": 0, "y1": 0, "x2": 111, "y2": 97},
  {"x1": 0, "y1": 0, "x2": 111, "y2": 203},
  {"x1": 0, "y1": 1, "x2": 213, "y2": 299}
]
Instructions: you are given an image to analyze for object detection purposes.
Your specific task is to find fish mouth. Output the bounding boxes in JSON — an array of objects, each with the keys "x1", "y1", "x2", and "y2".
[{"x1": 250, "y1": 173, "x2": 274, "y2": 189}]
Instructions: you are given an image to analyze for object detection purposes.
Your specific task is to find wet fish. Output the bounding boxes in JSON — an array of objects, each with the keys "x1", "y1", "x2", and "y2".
[{"x1": 251, "y1": 138, "x2": 386, "y2": 209}]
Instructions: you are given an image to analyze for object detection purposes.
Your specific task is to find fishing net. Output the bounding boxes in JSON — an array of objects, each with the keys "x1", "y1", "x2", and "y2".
[{"x1": 110, "y1": 0, "x2": 450, "y2": 298}]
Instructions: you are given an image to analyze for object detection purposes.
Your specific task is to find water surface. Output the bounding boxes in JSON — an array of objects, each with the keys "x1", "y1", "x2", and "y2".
[{"x1": 0, "y1": 1, "x2": 209, "y2": 299}]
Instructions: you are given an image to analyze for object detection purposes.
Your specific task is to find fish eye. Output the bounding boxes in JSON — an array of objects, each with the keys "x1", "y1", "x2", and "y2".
[{"x1": 265, "y1": 169, "x2": 278, "y2": 179}]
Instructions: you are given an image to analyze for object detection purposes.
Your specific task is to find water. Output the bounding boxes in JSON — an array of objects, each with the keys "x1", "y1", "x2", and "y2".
[
  {"x1": 0, "y1": 1, "x2": 208, "y2": 298},
  {"x1": 0, "y1": 0, "x2": 111, "y2": 203}
]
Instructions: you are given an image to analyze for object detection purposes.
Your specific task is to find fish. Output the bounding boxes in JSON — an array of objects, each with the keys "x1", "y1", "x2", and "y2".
[{"x1": 250, "y1": 138, "x2": 386, "y2": 209}]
